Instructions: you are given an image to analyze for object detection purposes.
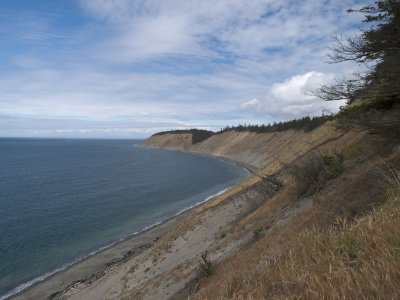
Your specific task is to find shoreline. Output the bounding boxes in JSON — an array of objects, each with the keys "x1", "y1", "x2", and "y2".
[
  {"x1": 6, "y1": 144, "x2": 249, "y2": 300},
  {"x1": 9, "y1": 208, "x2": 191, "y2": 300},
  {"x1": 136, "y1": 143, "x2": 257, "y2": 174},
  {"x1": 8, "y1": 182, "x2": 243, "y2": 300}
]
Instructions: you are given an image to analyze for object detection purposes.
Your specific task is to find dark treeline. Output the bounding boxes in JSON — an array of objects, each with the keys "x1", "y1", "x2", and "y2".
[
  {"x1": 217, "y1": 115, "x2": 331, "y2": 134},
  {"x1": 153, "y1": 115, "x2": 331, "y2": 144},
  {"x1": 153, "y1": 129, "x2": 214, "y2": 144}
]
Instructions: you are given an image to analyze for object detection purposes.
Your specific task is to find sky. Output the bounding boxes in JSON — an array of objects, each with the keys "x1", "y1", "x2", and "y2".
[{"x1": 0, "y1": 0, "x2": 369, "y2": 138}]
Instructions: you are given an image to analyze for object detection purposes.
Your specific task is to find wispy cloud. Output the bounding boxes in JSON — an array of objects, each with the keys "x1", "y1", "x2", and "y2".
[
  {"x1": 0, "y1": 0, "x2": 367, "y2": 137},
  {"x1": 79, "y1": 0, "x2": 364, "y2": 64}
]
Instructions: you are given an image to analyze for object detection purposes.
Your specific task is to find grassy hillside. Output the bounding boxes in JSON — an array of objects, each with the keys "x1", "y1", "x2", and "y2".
[
  {"x1": 191, "y1": 151, "x2": 400, "y2": 299},
  {"x1": 142, "y1": 112, "x2": 400, "y2": 300}
]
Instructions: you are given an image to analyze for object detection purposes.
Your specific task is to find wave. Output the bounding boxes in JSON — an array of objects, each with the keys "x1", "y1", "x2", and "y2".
[{"x1": 0, "y1": 185, "x2": 232, "y2": 300}]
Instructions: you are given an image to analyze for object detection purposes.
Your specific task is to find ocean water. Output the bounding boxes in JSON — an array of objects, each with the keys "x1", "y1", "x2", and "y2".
[{"x1": 0, "y1": 138, "x2": 248, "y2": 299}]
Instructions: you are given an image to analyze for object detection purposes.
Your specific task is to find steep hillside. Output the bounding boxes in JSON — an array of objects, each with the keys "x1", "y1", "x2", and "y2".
[
  {"x1": 139, "y1": 122, "x2": 400, "y2": 299},
  {"x1": 142, "y1": 121, "x2": 361, "y2": 175},
  {"x1": 53, "y1": 120, "x2": 399, "y2": 300}
]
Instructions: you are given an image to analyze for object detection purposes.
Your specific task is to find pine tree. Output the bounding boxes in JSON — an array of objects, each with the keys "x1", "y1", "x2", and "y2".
[{"x1": 315, "y1": 0, "x2": 400, "y2": 106}]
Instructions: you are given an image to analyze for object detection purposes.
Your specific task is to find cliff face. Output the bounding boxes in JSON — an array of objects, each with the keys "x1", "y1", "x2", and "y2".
[{"x1": 142, "y1": 121, "x2": 357, "y2": 174}]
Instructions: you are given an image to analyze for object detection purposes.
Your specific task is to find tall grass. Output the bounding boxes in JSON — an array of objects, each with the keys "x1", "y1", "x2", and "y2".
[
  {"x1": 375, "y1": 159, "x2": 400, "y2": 203},
  {"x1": 193, "y1": 166, "x2": 400, "y2": 299}
]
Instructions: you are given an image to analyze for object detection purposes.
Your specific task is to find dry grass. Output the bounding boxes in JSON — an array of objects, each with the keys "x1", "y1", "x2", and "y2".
[
  {"x1": 194, "y1": 202, "x2": 400, "y2": 299},
  {"x1": 192, "y1": 165, "x2": 400, "y2": 300},
  {"x1": 374, "y1": 160, "x2": 400, "y2": 203},
  {"x1": 259, "y1": 205, "x2": 400, "y2": 300}
]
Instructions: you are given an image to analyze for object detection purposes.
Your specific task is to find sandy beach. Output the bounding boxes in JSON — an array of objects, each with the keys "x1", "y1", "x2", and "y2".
[
  {"x1": 10, "y1": 211, "x2": 190, "y2": 300},
  {"x1": 9, "y1": 170, "x2": 269, "y2": 300},
  {"x1": 6, "y1": 144, "x2": 251, "y2": 300}
]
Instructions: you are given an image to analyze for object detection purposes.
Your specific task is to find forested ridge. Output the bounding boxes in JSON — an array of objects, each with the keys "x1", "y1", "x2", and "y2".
[{"x1": 152, "y1": 115, "x2": 331, "y2": 144}]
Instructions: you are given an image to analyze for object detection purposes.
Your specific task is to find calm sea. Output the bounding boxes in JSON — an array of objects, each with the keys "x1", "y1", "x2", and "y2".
[{"x1": 0, "y1": 138, "x2": 247, "y2": 299}]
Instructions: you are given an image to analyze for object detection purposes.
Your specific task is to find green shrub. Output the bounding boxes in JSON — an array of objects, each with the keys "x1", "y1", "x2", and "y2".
[
  {"x1": 253, "y1": 228, "x2": 263, "y2": 241},
  {"x1": 323, "y1": 154, "x2": 344, "y2": 179},
  {"x1": 198, "y1": 251, "x2": 213, "y2": 278},
  {"x1": 291, "y1": 152, "x2": 344, "y2": 198},
  {"x1": 336, "y1": 233, "x2": 362, "y2": 262}
]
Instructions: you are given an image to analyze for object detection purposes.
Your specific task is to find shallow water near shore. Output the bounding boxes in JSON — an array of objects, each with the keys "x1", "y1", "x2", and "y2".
[{"x1": 0, "y1": 138, "x2": 248, "y2": 299}]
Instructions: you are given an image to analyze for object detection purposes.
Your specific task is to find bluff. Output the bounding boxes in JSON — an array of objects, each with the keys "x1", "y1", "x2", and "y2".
[
  {"x1": 138, "y1": 121, "x2": 400, "y2": 299},
  {"x1": 141, "y1": 121, "x2": 358, "y2": 175}
]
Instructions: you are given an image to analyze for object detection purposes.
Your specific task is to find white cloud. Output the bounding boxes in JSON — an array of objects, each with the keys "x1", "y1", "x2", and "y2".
[
  {"x1": 269, "y1": 72, "x2": 333, "y2": 105},
  {"x1": 241, "y1": 71, "x2": 346, "y2": 119}
]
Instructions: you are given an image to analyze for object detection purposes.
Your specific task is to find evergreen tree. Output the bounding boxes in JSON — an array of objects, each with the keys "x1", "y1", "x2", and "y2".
[{"x1": 315, "y1": 0, "x2": 400, "y2": 106}]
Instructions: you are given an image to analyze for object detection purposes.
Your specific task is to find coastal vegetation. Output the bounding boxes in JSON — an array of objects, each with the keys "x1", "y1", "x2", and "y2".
[
  {"x1": 316, "y1": 0, "x2": 400, "y2": 137},
  {"x1": 314, "y1": 0, "x2": 400, "y2": 107}
]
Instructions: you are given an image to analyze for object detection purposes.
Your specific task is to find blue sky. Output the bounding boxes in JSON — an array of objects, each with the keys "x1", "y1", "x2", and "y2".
[{"x1": 0, "y1": 0, "x2": 368, "y2": 138}]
